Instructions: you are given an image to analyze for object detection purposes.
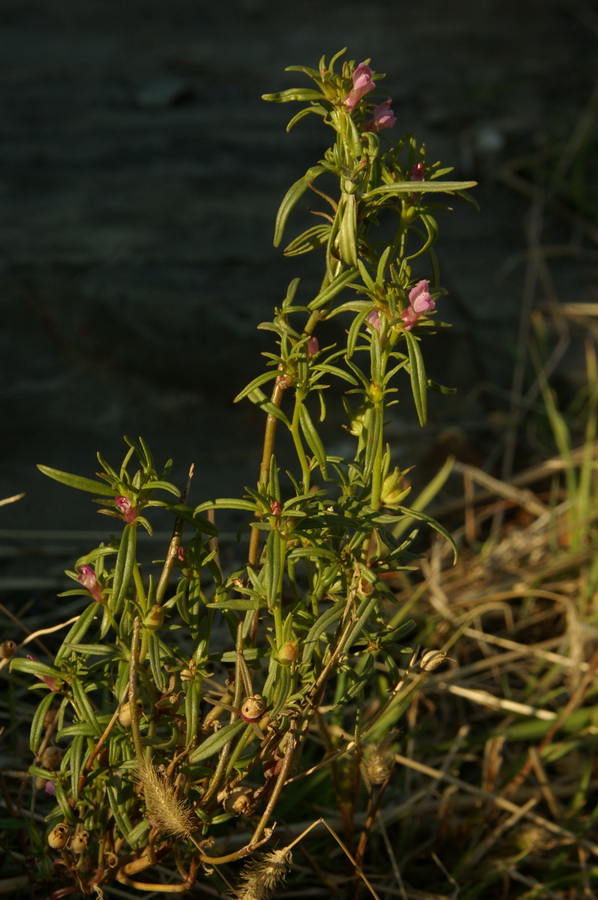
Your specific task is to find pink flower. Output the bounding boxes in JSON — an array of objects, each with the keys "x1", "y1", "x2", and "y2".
[
  {"x1": 26, "y1": 655, "x2": 59, "y2": 692},
  {"x1": 364, "y1": 98, "x2": 396, "y2": 132},
  {"x1": 400, "y1": 280, "x2": 435, "y2": 331},
  {"x1": 115, "y1": 496, "x2": 138, "y2": 523},
  {"x1": 365, "y1": 309, "x2": 381, "y2": 335},
  {"x1": 307, "y1": 336, "x2": 319, "y2": 358},
  {"x1": 44, "y1": 780, "x2": 57, "y2": 796},
  {"x1": 409, "y1": 162, "x2": 425, "y2": 181},
  {"x1": 344, "y1": 63, "x2": 375, "y2": 111},
  {"x1": 76, "y1": 565, "x2": 103, "y2": 603}
]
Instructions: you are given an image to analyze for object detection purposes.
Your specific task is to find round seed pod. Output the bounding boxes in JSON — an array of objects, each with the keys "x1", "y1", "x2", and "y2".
[
  {"x1": 222, "y1": 786, "x2": 253, "y2": 816},
  {"x1": 43, "y1": 707, "x2": 57, "y2": 728},
  {"x1": 48, "y1": 823, "x2": 70, "y2": 850},
  {"x1": 419, "y1": 649, "x2": 449, "y2": 672},
  {"x1": 0, "y1": 639, "x2": 17, "y2": 660},
  {"x1": 40, "y1": 746, "x2": 62, "y2": 770},
  {"x1": 277, "y1": 640, "x2": 299, "y2": 667},
  {"x1": 118, "y1": 700, "x2": 142, "y2": 727},
  {"x1": 69, "y1": 830, "x2": 90, "y2": 853},
  {"x1": 240, "y1": 695, "x2": 266, "y2": 723}
]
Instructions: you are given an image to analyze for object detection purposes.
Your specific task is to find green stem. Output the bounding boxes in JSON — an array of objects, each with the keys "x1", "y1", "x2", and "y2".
[{"x1": 369, "y1": 401, "x2": 384, "y2": 512}]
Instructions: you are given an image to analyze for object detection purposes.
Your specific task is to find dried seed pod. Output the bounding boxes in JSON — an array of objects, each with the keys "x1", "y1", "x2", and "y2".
[
  {"x1": 34, "y1": 775, "x2": 47, "y2": 791},
  {"x1": 48, "y1": 823, "x2": 70, "y2": 850},
  {"x1": 69, "y1": 830, "x2": 90, "y2": 853},
  {"x1": 43, "y1": 707, "x2": 57, "y2": 728},
  {"x1": 40, "y1": 746, "x2": 62, "y2": 770},
  {"x1": 277, "y1": 640, "x2": 299, "y2": 667},
  {"x1": 118, "y1": 700, "x2": 142, "y2": 727},
  {"x1": 240, "y1": 695, "x2": 266, "y2": 723},
  {"x1": 0, "y1": 639, "x2": 17, "y2": 660},
  {"x1": 419, "y1": 649, "x2": 450, "y2": 672},
  {"x1": 222, "y1": 786, "x2": 253, "y2": 816},
  {"x1": 180, "y1": 666, "x2": 195, "y2": 682}
]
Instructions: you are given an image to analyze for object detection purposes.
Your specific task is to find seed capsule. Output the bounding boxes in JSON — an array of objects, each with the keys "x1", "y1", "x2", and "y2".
[
  {"x1": 419, "y1": 649, "x2": 450, "y2": 672},
  {"x1": 48, "y1": 823, "x2": 70, "y2": 850},
  {"x1": 222, "y1": 787, "x2": 253, "y2": 816},
  {"x1": 69, "y1": 830, "x2": 90, "y2": 853},
  {"x1": 0, "y1": 640, "x2": 17, "y2": 660},
  {"x1": 239, "y1": 694, "x2": 266, "y2": 723},
  {"x1": 40, "y1": 746, "x2": 62, "y2": 770}
]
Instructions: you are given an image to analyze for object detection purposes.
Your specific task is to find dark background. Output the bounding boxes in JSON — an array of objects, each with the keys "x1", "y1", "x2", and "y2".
[{"x1": 0, "y1": 0, "x2": 596, "y2": 547}]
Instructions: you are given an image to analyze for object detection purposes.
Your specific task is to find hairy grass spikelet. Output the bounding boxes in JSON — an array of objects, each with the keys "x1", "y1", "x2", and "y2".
[
  {"x1": 234, "y1": 848, "x2": 292, "y2": 900},
  {"x1": 360, "y1": 741, "x2": 395, "y2": 791},
  {"x1": 137, "y1": 762, "x2": 194, "y2": 840}
]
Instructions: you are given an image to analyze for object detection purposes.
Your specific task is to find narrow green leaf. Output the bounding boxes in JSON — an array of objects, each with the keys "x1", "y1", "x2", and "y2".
[
  {"x1": 184, "y1": 678, "x2": 201, "y2": 746},
  {"x1": 188, "y1": 720, "x2": 245, "y2": 763},
  {"x1": 245, "y1": 388, "x2": 291, "y2": 427},
  {"x1": 284, "y1": 224, "x2": 331, "y2": 256},
  {"x1": 54, "y1": 602, "x2": 100, "y2": 665},
  {"x1": 303, "y1": 603, "x2": 344, "y2": 666},
  {"x1": 70, "y1": 678, "x2": 102, "y2": 738},
  {"x1": 147, "y1": 631, "x2": 166, "y2": 692},
  {"x1": 264, "y1": 529, "x2": 284, "y2": 612},
  {"x1": 308, "y1": 266, "x2": 359, "y2": 311},
  {"x1": 286, "y1": 104, "x2": 327, "y2": 132},
  {"x1": 194, "y1": 497, "x2": 258, "y2": 514},
  {"x1": 234, "y1": 370, "x2": 279, "y2": 403},
  {"x1": 10, "y1": 657, "x2": 63, "y2": 684},
  {"x1": 364, "y1": 180, "x2": 477, "y2": 198},
  {"x1": 37, "y1": 465, "x2": 115, "y2": 497},
  {"x1": 337, "y1": 193, "x2": 357, "y2": 265},
  {"x1": 106, "y1": 783, "x2": 135, "y2": 842},
  {"x1": 273, "y1": 166, "x2": 325, "y2": 247},
  {"x1": 142, "y1": 479, "x2": 180, "y2": 496},
  {"x1": 29, "y1": 692, "x2": 56, "y2": 755},
  {"x1": 205, "y1": 597, "x2": 261, "y2": 610},
  {"x1": 68, "y1": 734, "x2": 87, "y2": 801},
  {"x1": 110, "y1": 524, "x2": 137, "y2": 613},
  {"x1": 262, "y1": 88, "x2": 324, "y2": 103},
  {"x1": 299, "y1": 404, "x2": 327, "y2": 477},
  {"x1": 404, "y1": 331, "x2": 428, "y2": 426}
]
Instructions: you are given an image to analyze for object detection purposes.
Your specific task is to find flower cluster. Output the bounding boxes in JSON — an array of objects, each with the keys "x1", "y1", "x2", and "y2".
[
  {"x1": 364, "y1": 99, "x2": 396, "y2": 133},
  {"x1": 344, "y1": 62, "x2": 375, "y2": 110},
  {"x1": 366, "y1": 281, "x2": 436, "y2": 337},
  {"x1": 400, "y1": 280, "x2": 435, "y2": 331},
  {"x1": 77, "y1": 564, "x2": 103, "y2": 603}
]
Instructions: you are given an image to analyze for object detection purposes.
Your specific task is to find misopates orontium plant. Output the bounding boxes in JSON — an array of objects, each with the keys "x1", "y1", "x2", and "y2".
[{"x1": 10, "y1": 50, "x2": 476, "y2": 896}]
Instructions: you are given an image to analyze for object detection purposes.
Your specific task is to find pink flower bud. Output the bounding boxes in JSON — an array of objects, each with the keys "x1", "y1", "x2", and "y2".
[
  {"x1": 271, "y1": 500, "x2": 282, "y2": 518},
  {"x1": 364, "y1": 98, "x2": 396, "y2": 132},
  {"x1": 76, "y1": 564, "x2": 103, "y2": 603},
  {"x1": 365, "y1": 309, "x2": 381, "y2": 335},
  {"x1": 344, "y1": 63, "x2": 375, "y2": 111},
  {"x1": 26, "y1": 655, "x2": 59, "y2": 692},
  {"x1": 400, "y1": 280, "x2": 435, "y2": 331},
  {"x1": 306, "y1": 336, "x2": 319, "y2": 358},
  {"x1": 410, "y1": 162, "x2": 425, "y2": 181},
  {"x1": 115, "y1": 496, "x2": 138, "y2": 523}
]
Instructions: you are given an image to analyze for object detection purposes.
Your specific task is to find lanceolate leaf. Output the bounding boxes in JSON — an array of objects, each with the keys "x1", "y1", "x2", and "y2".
[
  {"x1": 37, "y1": 465, "x2": 115, "y2": 497},
  {"x1": 364, "y1": 179, "x2": 477, "y2": 198},
  {"x1": 404, "y1": 331, "x2": 428, "y2": 426},
  {"x1": 273, "y1": 165, "x2": 325, "y2": 247}
]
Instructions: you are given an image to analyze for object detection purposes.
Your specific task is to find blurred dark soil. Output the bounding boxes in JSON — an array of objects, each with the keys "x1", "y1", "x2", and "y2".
[{"x1": 0, "y1": 0, "x2": 596, "y2": 582}]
